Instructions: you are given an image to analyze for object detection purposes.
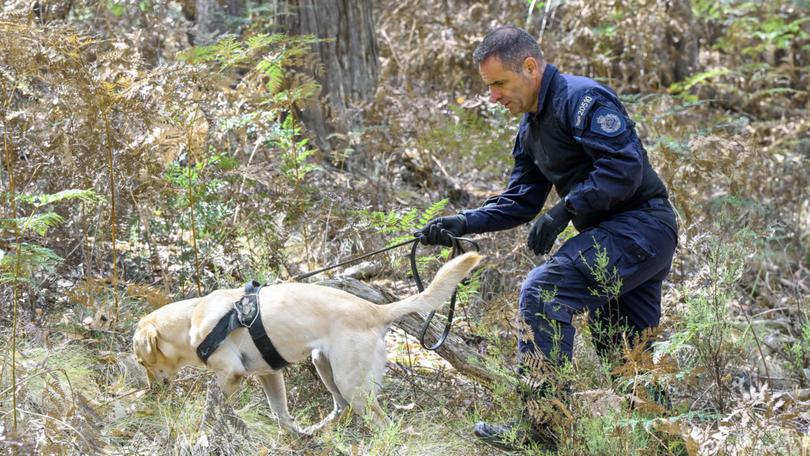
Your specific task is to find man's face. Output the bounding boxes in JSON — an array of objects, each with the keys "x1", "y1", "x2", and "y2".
[{"x1": 478, "y1": 56, "x2": 540, "y2": 115}]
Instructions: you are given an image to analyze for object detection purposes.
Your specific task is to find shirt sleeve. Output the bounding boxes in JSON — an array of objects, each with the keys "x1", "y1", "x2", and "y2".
[
  {"x1": 563, "y1": 89, "x2": 644, "y2": 216},
  {"x1": 461, "y1": 131, "x2": 552, "y2": 234}
]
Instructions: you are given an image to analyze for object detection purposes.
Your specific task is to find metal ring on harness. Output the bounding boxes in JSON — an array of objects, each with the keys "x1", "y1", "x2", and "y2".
[{"x1": 410, "y1": 234, "x2": 480, "y2": 351}]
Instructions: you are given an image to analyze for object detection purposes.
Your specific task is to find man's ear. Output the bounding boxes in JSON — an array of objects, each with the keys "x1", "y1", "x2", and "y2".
[
  {"x1": 133, "y1": 324, "x2": 160, "y2": 364},
  {"x1": 523, "y1": 56, "x2": 540, "y2": 76}
]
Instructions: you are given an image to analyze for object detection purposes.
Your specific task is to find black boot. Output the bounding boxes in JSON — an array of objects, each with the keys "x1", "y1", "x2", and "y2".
[
  {"x1": 474, "y1": 353, "x2": 566, "y2": 450},
  {"x1": 473, "y1": 418, "x2": 557, "y2": 451},
  {"x1": 473, "y1": 421, "x2": 523, "y2": 451}
]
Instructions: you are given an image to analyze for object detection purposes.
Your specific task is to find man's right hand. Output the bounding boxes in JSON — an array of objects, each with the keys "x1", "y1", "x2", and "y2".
[{"x1": 416, "y1": 214, "x2": 467, "y2": 246}]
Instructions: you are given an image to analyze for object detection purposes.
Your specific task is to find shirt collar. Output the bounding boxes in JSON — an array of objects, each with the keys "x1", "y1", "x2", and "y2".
[{"x1": 529, "y1": 64, "x2": 558, "y2": 120}]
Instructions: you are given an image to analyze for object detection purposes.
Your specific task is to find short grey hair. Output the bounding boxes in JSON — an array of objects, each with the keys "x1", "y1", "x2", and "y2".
[{"x1": 473, "y1": 26, "x2": 544, "y2": 72}]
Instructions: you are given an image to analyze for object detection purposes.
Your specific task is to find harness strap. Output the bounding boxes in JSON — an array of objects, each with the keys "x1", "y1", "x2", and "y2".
[
  {"x1": 247, "y1": 310, "x2": 289, "y2": 370},
  {"x1": 195, "y1": 288, "x2": 289, "y2": 370},
  {"x1": 196, "y1": 309, "x2": 240, "y2": 364}
]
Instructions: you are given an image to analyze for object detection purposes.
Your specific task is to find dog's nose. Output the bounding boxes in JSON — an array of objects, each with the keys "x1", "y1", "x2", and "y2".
[{"x1": 163, "y1": 378, "x2": 170, "y2": 386}]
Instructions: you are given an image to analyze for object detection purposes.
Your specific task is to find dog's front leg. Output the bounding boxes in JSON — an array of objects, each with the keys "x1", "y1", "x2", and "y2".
[
  {"x1": 258, "y1": 372, "x2": 305, "y2": 434},
  {"x1": 215, "y1": 371, "x2": 245, "y2": 398}
]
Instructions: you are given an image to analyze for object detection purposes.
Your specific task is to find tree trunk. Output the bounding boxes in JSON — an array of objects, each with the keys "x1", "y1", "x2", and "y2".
[
  {"x1": 223, "y1": 0, "x2": 245, "y2": 17},
  {"x1": 319, "y1": 277, "x2": 499, "y2": 387},
  {"x1": 189, "y1": 0, "x2": 246, "y2": 44},
  {"x1": 667, "y1": 0, "x2": 699, "y2": 85},
  {"x1": 193, "y1": 0, "x2": 218, "y2": 44},
  {"x1": 276, "y1": 0, "x2": 379, "y2": 153}
]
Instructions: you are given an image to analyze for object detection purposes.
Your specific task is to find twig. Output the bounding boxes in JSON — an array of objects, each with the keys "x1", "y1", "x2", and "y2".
[
  {"x1": 185, "y1": 122, "x2": 203, "y2": 297},
  {"x1": 3, "y1": 76, "x2": 21, "y2": 432},
  {"x1": 231, "y1": 135, "x2": 264, "y2": 225},
  {"x1": 737, "y1": 301, "x2": 772, "y2": 387},
  {"x1": 429, "y1": 154, "x2": 451, "y2": 179},
  {"x1": 398, "y1": 327, "x2": 419, "y2": 402},
  {"x1": 17, "y1": 409, "x2": 92, "y2": 448},
  {"x1": 741, "y1": 263, "x2": 772, "y2": 387},
  {"x1": 538, "y1": 0, "x2": 554, "y2": 45},
  {"x1": 103, "y1": 110, "x2": 120, "y2": 322},
  {"x1": 525, "y1": 0, "x2": 538, "y2": 30},
  {"x1": 379, "y1": 28, "x2": 404, "y2": 72},
  {"x1": 0, "y1": 368, "x2": 77, "y2": 403}
]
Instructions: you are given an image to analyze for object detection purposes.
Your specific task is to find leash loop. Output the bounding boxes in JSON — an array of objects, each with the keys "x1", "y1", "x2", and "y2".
[{"x1": 410, "y1": 235, "x2": 480, "y2": 351}]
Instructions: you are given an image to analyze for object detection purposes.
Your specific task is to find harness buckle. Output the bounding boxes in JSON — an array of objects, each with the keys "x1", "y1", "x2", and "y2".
[{"x1": 235, "y1": 280, "x2": 262, "y2": 327}]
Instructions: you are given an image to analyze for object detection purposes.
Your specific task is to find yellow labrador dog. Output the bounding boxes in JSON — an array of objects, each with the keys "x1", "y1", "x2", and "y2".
[{"x1": 133, "y1": 252, "x2": 481, "y2": 434}]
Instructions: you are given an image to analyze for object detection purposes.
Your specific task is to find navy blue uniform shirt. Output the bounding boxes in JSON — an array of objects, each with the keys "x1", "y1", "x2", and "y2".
[{"x1": 463, "y1": 64, "x2": 669, "y2": 233}]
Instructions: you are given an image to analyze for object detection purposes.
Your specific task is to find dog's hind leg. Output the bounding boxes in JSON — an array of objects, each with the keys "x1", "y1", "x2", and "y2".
[
  {"x1": 331, "y1": 337, "x2": 392, "y2": 429},
  {"x1": 304, "y1": 349, "x2": 349, "y2": 433},
  {"x1": 258, "y1": 372, "x2": 304, "y2": 434}
]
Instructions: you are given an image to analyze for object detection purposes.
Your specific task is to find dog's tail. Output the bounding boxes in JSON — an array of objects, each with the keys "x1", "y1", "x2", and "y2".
[{"x1": 379, "y1": 252, "x2": 482, "y2": 323}]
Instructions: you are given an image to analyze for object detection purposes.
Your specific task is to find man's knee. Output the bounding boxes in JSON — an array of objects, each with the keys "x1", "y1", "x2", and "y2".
[{"x1": 519, "y1": 260, "x2": 579, "y2": 324}]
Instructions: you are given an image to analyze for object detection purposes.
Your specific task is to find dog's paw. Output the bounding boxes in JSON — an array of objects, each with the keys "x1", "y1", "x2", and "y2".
[{"x1": 297, "y1": 425, "x2": 318, "y2": 436}]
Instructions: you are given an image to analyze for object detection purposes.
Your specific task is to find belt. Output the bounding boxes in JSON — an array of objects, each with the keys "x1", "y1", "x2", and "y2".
[{"x1": 635, "y1": 197, "x2": 671, "y2": 211}]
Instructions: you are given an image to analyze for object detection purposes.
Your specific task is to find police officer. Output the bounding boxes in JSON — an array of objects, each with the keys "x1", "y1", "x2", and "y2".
[{"x1": 417, "y1": 26, "x2": 678, "y2": 449}]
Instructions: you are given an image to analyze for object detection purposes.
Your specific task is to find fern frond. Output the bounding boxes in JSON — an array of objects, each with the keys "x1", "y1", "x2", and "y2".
[
  {"x1": 0, "y1": 243, "x2": 63, "y2": 284},
  {"x1": 256, "y1": 58, "x2": 284, "y2": 93},
  {"x1": 418, "y1": 199, "x2": 449, "y2": 225},
  {"x1": 4, "y1": 212, "x2": 65, "y2": 236},
  {"x1": 245, "y1": 33, "x2": 285, "y2": 52},
  {"x1": 17, "y1": 189, "x2": 102, "y2": 208},
  {"x1": 398, "y1": 208, "x2": 418, "y2": 231}
]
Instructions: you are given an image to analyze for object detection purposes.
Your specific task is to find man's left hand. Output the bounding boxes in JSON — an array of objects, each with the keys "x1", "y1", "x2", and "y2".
[{"x1": 527, "y1": 201, "x2": 572, "y2": 255}]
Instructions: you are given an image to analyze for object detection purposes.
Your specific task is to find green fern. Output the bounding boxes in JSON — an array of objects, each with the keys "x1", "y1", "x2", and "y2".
[
  {"x1": 17, "y1": 189, "x2": 101, "y2": 207},
  {"x1": 257, "y1": 58, "x2": 284, "y2": 93},
  {"x1": 245, "y1": 33, "x2": 286, "y2": 51},
  {"x1": 1, "y1": 188, "x2": 101, "y2": 284},
  {"x1": 0, "y1": 243, "x2": 62, "y2": 285},
  {"x1": 418, "y1": 199, "x2": 449, "y2": 225},
  {"x1": 668, "y1": 68, "x2": 731, "y2": 97}
]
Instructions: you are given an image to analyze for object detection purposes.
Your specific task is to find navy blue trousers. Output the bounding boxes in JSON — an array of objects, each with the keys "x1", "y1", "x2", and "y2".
[{"x1": 518, "y1": 201, "x2": 678, "y2": 364}]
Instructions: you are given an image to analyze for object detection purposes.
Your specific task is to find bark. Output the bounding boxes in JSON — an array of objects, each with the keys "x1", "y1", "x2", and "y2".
[
  {"x1": 193, "y1": 0, "x2": 217, "y2": 44},
  {"x1": 190, "y1": 0, "x2": 246, "y2": 44},
  {"x1": 276, "y1": 0, "x2": 379, "y2": 152},
  {"x1": 667, "y1": 0, "x2": 699, "y2": 85},
  {"x1": 319, "y1": 277, "x2": 498, "y2": 386},
  {"x1": 223, "y1": 0, "x2": 245, "y2": 17}
]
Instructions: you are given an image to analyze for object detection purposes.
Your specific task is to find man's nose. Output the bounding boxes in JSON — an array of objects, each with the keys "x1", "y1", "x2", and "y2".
[{"x1": 489, "y1": 88, "x2": 501, "y2": 103}]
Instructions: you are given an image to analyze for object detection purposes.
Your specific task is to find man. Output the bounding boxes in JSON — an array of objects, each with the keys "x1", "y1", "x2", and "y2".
[{"x1": 418, "y1": 26, "x2": 678, "y2": 449}]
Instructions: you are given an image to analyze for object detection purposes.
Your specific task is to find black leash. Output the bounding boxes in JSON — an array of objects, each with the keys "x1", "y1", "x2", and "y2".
[
  {"x1": 292, "y1": 234, "x2": 480, "y2": 351},
  {"x1": 410, "y1": 235, "x2": 480, "y2": 350},
  {"x1": 292, "y1": 237, "x2": 419, "y2": 281}
]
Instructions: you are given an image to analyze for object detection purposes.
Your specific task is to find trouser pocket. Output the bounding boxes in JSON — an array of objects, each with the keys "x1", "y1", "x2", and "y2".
[{"x1": 570, "y1": 227, "x2": 657, "y2": 293}]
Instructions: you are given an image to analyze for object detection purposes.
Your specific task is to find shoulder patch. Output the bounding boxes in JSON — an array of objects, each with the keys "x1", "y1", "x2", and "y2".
[{"x1": 590, "y1": 106, "x2": 626, "y2": 137}]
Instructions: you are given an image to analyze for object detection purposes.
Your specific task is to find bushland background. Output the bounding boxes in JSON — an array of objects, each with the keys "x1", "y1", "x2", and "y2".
[{"x1": 1, "y1": 0, "x2": 808, "y2": 454}]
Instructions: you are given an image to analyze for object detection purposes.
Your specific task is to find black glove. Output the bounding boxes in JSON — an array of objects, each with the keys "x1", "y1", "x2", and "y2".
[
  {"x1": 527, "y1": 201, "x2": 572, "y2": 255},
  {"x1": 416, "y1": 214, "x2": 467, "y2": 246}
]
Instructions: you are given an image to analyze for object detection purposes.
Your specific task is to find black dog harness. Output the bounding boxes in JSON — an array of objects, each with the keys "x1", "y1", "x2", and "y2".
[{"x1": 195, "y1": 281, "x2": 289, "y2": 370}]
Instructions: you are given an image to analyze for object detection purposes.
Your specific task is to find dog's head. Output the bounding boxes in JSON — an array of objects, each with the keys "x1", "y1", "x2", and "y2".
[{"x1": 132, "y1": 321, "x2": 181, "y2": 387}]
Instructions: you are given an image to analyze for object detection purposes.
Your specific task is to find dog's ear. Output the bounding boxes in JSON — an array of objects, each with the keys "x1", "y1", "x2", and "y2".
[{"x1": 133, "y1": 323, "x2": 160, "y2": 364}]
